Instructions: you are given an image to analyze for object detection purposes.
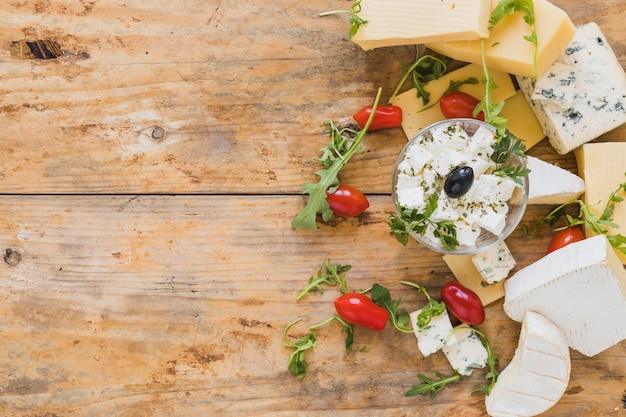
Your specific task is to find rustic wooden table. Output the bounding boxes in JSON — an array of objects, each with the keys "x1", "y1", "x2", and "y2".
[{"x1": 0, "y1": 1, "x2": 624, "y2": 416}]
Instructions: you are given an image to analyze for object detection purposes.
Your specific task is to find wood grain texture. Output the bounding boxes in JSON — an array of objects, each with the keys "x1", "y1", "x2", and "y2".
[{"x1": 0, "y1": 0, "x2": 624, "y2": 416}]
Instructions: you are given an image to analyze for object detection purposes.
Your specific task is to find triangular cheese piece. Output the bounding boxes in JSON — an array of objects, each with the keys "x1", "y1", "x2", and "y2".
[{"x1": 526, "y1": 155, "x2": 585, "y2": 204}]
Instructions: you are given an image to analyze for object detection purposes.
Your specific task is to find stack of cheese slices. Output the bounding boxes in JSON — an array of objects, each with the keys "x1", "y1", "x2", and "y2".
[{"x1": 351, "y1": 0, "x2": 626, "y2": 415}]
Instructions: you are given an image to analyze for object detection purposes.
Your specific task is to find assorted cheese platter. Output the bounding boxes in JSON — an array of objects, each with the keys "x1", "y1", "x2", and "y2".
[{"x1": 290, "y1": 0, "x2": 626, "y2": 415}]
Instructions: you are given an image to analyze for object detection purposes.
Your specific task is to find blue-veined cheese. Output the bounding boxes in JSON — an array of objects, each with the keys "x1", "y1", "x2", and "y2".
[
  {"x1": 485, "y1": 311, "x2": 570, "y2": 417},
  {"x1": 526, "y1": 155, "x2": 585, "y2": 205},
  {"x1": 516, "y1": 22, "x2": 626, "y2": 155},
  {"x1": 471, "y1": 241, "x2": 516, "y2": 284},
  {"x1": 350, "y1": 0, "x2": 491, "y2": 51},
  {"x1": 442, "y1": 326, "x2": 488, "y2": 376},
  {"x1": 409, "y1": 308, "x2": 456, "y2": 357},
  {"x1": 443, "y1": 254, "x2": 505, "y2": 306},
  {"x1": 530, "y1": 62, "x2": 578, "y2": 109},
  {"x1": 504, "y1": 234, "x2": 626, "y2": 357}
]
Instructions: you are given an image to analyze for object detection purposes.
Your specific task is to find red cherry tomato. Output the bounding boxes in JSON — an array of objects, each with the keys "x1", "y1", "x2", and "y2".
[
  {"x1": 440, "y1": 281, "x2": 485, "y2": 325},
  {"x1": 439, "y1": 91, "x2": 485, "y2": 121},
  {"x1": 547, "y1": 227, "x2": 585, "y2": 254},
  {"x1": 334, "y1": 293, "x2": 389, "y2": 331},
  {"x1": 353, "y1": 105, "x2": 403, "y2": 131},
  {"x1": 326, "y1": 184, "x2": 370, "y2": 217}
]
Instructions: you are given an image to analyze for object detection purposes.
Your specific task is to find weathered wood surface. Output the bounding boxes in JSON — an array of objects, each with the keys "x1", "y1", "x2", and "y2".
[{"x1": 0, "y1": 1, "x2": 624, "y2": 416}]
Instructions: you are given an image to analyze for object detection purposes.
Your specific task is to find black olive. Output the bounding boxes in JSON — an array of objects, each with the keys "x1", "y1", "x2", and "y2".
[{"x1": 444, "y1": 166, "x2": 474, "y2": 198}]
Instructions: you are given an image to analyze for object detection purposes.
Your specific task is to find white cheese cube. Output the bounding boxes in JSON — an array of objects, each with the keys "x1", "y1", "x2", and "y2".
[
  {"x1": 516, "y1": 23, "x2": 626, "y2": 155},
  {"x1": 504, "y1": 234, "x2": 626, "y2": 356},
  {"x1": 409, "y1": 308, "x2": 456, "y2": 357},
  {"x1": 431, "y1": 149, "x2": 471, "y2": 177},
  {"x1": 430, "y1": 194, "x2": 461, "y2": 222},
  {"x1": 395, "y1": 174, "x2": 427, "y2": 211},
  {"x1": 486, "y1": 311, "x2": 570, "y2": 417},
  {"x1": 469, "y1": 175, "x2": 518, "y2": 204},
  {"x1": 455, "y1": 222, "x2": 482, "y2": 247},
  {"x1": 420, "y1": 123, "x2": 470, "y2": 153},
  {"x1": 464, "y1": 157, "x2": 491, "y2": 178},
  {"x1": 399, "y1": 143, "x2": 434, "y2": 175},
  {"x1": 471, "y1": 241, "x2": 516, "y2": 284},
  {"x1": 465, "y1": 203, "x2": 508, "y2": 236},
  {"x1": 442, "y1": 326, "x2": 488, "y2": 376},
  {"x1": 467, "y1": 125, "x2": 496, "y2": 159},
  {"x1": 526, "y1": 155, "x2": 585, "y2": 204},
  {"x1": 531, "y1": 62, "x2": 578, "y2": 108}
]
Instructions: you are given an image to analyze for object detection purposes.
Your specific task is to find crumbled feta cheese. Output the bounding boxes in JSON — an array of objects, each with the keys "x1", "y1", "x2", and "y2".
[
  {"x1": 396, "y1": 173, "x2": 427, "y2": 211},
  {"x1": 400, "y1": 144, "x2": 434, "y2": 174},
  {"x1": 431, "y1": 149, "x2": 471, "y2": 177},
  {"x1": 469, "y1": 175, "x2": 518, "y2": 204}
]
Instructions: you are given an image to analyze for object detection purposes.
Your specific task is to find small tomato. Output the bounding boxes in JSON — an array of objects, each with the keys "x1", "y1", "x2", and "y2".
[
  {"x1": 439, "y1": 91, "x2": 485, "y2": 121},
  {"x1": 547, "y1": 227, "x2": 585, "y2": 254},
  {"x1": 440, "y1": 281, "x2": 485, "y2": 325},
  {"x1": 352, "y1": 105, "x2": 403, "y2": 131},
  {"x1": 326, "y1": 185, "x2": 370, "y2": 217},
  {"x1": 334, "y1": 293, "x2": 389, "y2": 331}
]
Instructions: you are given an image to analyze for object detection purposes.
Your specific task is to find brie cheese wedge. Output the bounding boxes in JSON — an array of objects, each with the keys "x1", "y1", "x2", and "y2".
[{"x1": 526, "y1": 155, "x2": 585, "y2": 205}]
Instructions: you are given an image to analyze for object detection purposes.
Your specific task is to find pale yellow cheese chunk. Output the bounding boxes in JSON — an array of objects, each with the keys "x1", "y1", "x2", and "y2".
[
  {"x1": 351, "y1": 0, "x2": 491, "y2": 51},
  {"x1": 499, "y1": 90, "x2": 545, "y2": 150},
  {"x1": 426, "y1": 0, "x2": 575, "y2": 78},
  {"x1": 574, "y1": 142, "x2": 626, "y2": 264},
  {"x1": 392, "y1": 63, "x2": 515, "y2": 140},
  {"x1": 442, "y1": 254, "x2": 505, "y2": 306}
]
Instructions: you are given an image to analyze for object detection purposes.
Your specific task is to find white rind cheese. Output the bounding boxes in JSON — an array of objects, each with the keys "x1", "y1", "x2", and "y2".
[
  {"x1": 526, "y1": 155, "x2": 585, "y2": 204},
  {"x1": 516, "y1": 22, "x2": 626, "y2": 155},
  {"x1": 471, "y1": 241, "x2": 516, "y2": 284},
  {"x1": 409, "y1": 309, "x2": 456, "y2": 357},
  {"x1": 351, "y1": 0, "x2": 491, "y2": 51},
  {"x1": 504, "y1": 234, "x2": 626, "y2": 356},
  {"x1": 442, "y1": 326, "x2": 488, "y2": 376},
  {"x1": 485, "y1": 311, "x2": 570, "y2": 417}
]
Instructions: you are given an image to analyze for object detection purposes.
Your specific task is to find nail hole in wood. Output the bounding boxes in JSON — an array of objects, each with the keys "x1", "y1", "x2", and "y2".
[
  {"x1": 151, "y1": 127, "x2": 165, "y2": 140},
  {"x1": 4, "y1": 248, "x2": 21, "y2": 266}
]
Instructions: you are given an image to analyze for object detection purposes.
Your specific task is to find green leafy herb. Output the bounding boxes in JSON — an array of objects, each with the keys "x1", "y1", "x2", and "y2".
[
  {"x1": 389, "y1": 47, "x2": 451, "y2": 104},
  {"x1": 401, "y1": 280, "x2": 446, "y2": 329},
  {"x1": 283, "y1": 318, "x2": 317, "y2": 378},
  {"x1": 388, "y1": 193, "x2": 459, "y2": 249},
  {"x1": 523, "y1": 173, "x2": 626, "y2": 254},
  {"x1": 319, "y1": 0, "x2": 367, "y2": 39},
  {"x1": 489, "y1": 0, "x2": 538, "y2": 78},
  {"x1": 310, "y1": 314, "x2": 354, "y2": 352},
  {"x1": 405, "y1": 371, "x2": 461, "y2": 398},
  {"x1": 464, "y1": 326, "x2": 499, "y2": 395},
  {"x1": 474, "y1": 40, "x2": 508, "y2": 137},
  {"x1": 370, "y1": 283, "x2": 412, "y2": 332},
  {"x1": 297, "y1": 259, "x2": 351, "y2": 300},
  {"x1": 292, "y1": 88, "x2": 382, "y2": 230}
]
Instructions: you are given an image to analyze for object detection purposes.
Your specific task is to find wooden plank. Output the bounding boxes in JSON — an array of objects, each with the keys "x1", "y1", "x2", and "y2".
[
  {"x1": 0, "y1": 195, "x2": 623, "y2": 416},
  {"x1": 0, "y1": 1, "x2": 623, "y2": 194}
]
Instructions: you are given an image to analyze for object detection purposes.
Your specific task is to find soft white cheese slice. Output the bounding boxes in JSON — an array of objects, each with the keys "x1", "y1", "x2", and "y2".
[
  {"x1": 409, "y1": 309, "x2": 457, "y2": 357},
  {"x1": 471, "y1": 241, "x2": 516, "y2": 284},
  {"x1": 526, "y1": 155, "x2": 585, "y2": 204},
  {"x1": 504, "y1": 234, "x2": 626, "y2": 356},
  {"x1": 485, "y1": 311, "x2": 570, "y2": 417},
  {"x1": 442, "y1": 326, "x2": 488, "y2": 376}
]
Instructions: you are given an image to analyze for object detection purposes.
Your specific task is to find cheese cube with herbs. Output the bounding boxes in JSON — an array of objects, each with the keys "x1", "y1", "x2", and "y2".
[
  {"x1": 409, "y1": 309, "x2": 456, "y2": 357},
  {"x1": 350, "y1": 0, "x2": 491, "y2": 51},
  {"x1": 516, "y1": 22, "x2": 626, "y2": 155},
  {"x1": 485, "y1": 311, "x2": 570, "y2": 417},
  {"x1": 526, "y1": 155, "x2": 585, "y2": 205},
  {"x1": 442, "y1": 326, "x2": 488, "y2": 376},
  {"x1": 471, "y1": 241, "x2": 516, "y2": 284},
  {"x1": 504, "y1": 234, "x2": 626, "y2": 357}
]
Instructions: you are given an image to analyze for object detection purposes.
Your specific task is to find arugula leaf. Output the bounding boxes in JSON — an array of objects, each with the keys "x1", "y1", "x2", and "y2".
[
  {"x1": 400, "y1": 280, "x2": 446, "y2": 329},
  {"x1": 370, "y1": 283, "x2": 412, "y2": 332},
  {"x1": 464, "y1": 327, "x2": 499, "y2": 395},
  {"x1": 405, "y1": 371, "x2": 461, "y2": 398},
  {"x1": 389, "y1": 47, "x2": 450, "y2": 104},
  {"x1": 489, "y1": 0, "x2": 538, "y2": 78},
  {"x1": 388, "y1": 193, "x2": 459, "y2": 249},
  {"x1": 297, "y1": 259, "x2": 351, "y2": 300},
  {"x1": 283, "y1": 318, "x2": 317, "y2": 378},
  {"x1": 292, "y1": 88, "x2": 382, "y2": 230},
  {"x1": 310, "y1": 314, "x2": 355, "y2": 352},
  {"x1": 319, "y1": 0, "x2": 368, "y2": 39}
]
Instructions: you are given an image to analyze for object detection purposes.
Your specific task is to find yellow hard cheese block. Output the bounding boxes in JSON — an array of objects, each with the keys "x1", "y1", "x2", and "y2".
[
  {"x1": 426, "y1": 0, "x2": 575, "y2": 78},
  {"x1": 442, "y1": 254, "x2": 505, "y2": 306},
  {"x1": 499, "y1": 90, "x2": 545, "y2": 150},
  {"x1": 575, "y1": 143, "x2": 626, "y2": 264},
  {"x1": 351, "y1": 0, "x2": 491, "y2": 51},
  {"x1": 391, "y1": 63, "x2": 515, "y2": 140}
]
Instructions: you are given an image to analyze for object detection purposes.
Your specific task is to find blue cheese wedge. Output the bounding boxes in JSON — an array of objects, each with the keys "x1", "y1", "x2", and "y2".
[
  {"x1": 409, "y1": 309, "x2": 456, "y2": 357},
  {"x1": 516, "y1": 22, "x2": 626, "y2": 155},
  {"x1": 504, "y1": 234, "x2": 626, "y2": 357},
  {"x1": 471, "y1": 241, "x2": 516, "y2": 284},
  {"x1": 526, "y1": 155, "x2": 585, "y2": 204},
  {"x1": 442, "y1": 326, "x2": 488, "y2": 376},
  {"x1": 486, "y1": 311, "x2": 570, "y2": 417}
]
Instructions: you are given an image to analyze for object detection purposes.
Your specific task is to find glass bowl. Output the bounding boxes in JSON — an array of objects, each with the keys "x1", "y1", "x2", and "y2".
[{"x1": 391, "y1": 118, "x2": 529, "y2": 255}]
